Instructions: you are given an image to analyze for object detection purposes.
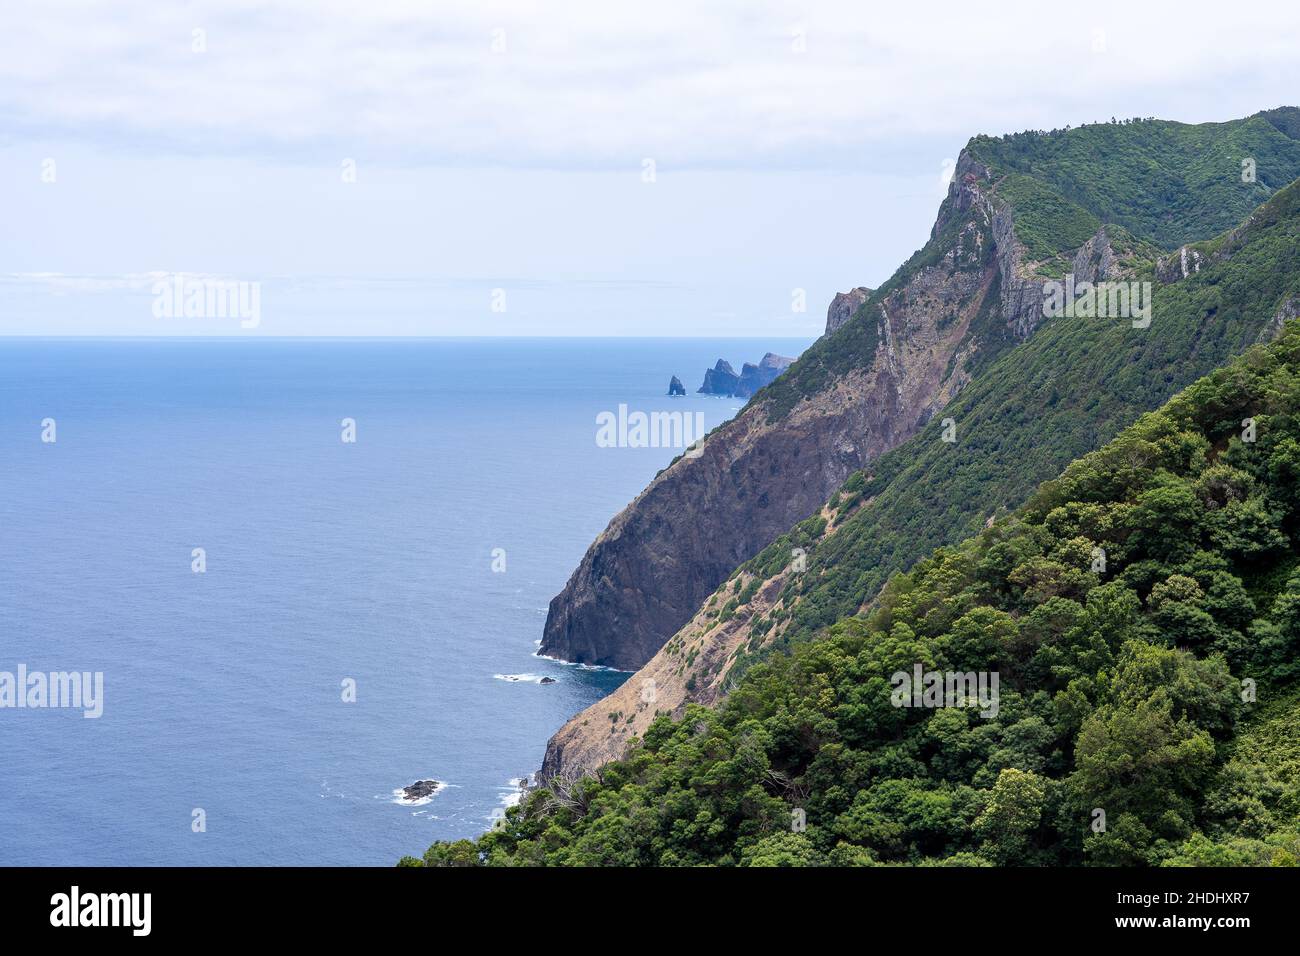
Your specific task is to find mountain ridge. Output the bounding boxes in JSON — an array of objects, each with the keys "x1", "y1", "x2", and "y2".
[{"x1": 541, "y1": 117, "x2": 1300, "y2": 778}]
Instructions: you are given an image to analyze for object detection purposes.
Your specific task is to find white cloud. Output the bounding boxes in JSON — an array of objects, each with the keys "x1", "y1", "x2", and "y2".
[
  {"x1": 3, "y1": 1, "x2": 1297, "y2": 336},
  {"x1": 1, "y1": 0, "x2": 1296, "y2": 170}
]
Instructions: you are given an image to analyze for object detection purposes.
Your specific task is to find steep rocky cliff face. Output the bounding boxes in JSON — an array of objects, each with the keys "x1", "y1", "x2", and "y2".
[
  {"x1": 542, "y1": 507, "x2": 834, "y2": 778},
  {"x1": 542, "y1": 169, "x2": 1300, "y2": 780},
  {"x1": 539, "y1": 155, "x2": 1063, "y2": 772},
  {"x1": 735, "y1": 352, "x2": 794, "y2": 396},
  {"x1": 697, "y1": 353, "x2": 795, "y2": 397},
  {"x1": 536, "y1": 109, "x2": 1300, "y2": 676},
  {"x1": 825, "y1": 287, "x2": 870, "y2": 334},
  {"x1": 697, "y1": 359, "x2": 739, "y2": 395},
  {"x1": 538, "y1": 149, "x2": 1027, "y2": 672}
]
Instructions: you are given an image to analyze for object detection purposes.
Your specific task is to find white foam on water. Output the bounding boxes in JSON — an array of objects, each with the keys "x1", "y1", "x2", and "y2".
[
  {"x1": 530, "y1": 650, "x2": 629, "y2": 673},
  {"x1": 486, "y1": 775, "x2": 532, "y2": 825},
  {"x1": 391, "y1": 780, "x2": 447, "y2": 807}
]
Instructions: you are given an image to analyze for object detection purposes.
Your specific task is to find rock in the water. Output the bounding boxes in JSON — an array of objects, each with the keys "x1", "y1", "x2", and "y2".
[
  {"x1": 403, "y1": 779, "x2": 442, "y2": 800},
  {"x1": 736, "y1": 353, "x2": 795, "y2": 397},
  {"x1": 668, "y1": 375, "x2": 686, "y2": 396},
  {"x1": 540, "y1": 676, "x2": 557, "y2": 684},
  {"x1": 698, "y1": 354, "x2": 794, "y2": 397},
  {"x1": 698, "y1": 359, "x2": 740, "y2": 395}
]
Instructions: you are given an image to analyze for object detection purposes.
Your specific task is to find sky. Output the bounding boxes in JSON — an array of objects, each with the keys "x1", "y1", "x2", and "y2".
[{"x1": 2, "y1": 0, "x2": 1298, "y2": 336}]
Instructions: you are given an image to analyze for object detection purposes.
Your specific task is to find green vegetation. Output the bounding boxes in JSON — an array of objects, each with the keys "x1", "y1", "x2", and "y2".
[
  {"x1": 990, "y1": 173, "x2": 1101, "y2": 260},
  {"x1": 414, "y1": 321, "x2": 1300, "y2": 866},
  {"x1": 736, "y1": 178, "x2": 1300, "y2": 680},
  {"x1": 759, "y1": 109, "x2": 1300, "y2": 425},
  {"x1": 404, "y1": 114, "x2": 1300, "y2": 868},
  {"x1": 969, "y1": 110, "x2": 1300, "y2": 250}
]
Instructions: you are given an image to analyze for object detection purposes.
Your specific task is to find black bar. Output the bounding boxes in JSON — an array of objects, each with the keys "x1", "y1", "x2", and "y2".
[{"x1": 1, "y1": 866, "x2": 1292, "y2": 941}]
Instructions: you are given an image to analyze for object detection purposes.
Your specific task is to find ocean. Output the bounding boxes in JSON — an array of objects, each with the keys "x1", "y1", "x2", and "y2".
[{"x1": 0, "y1": 336, "x2": 809, "y2": 865}]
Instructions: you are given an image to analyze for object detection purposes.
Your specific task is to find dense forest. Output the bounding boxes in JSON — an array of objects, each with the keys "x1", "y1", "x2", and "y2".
[
  {"x1": 968, "y1": 109, "x2": 1300, "y2": 250},
  {"x1": 409, "y1": 321, "x2": 1300, "y2": 866},
  {"x1": 406, "y1": 112, "x2": 1300, "y2": 867}
]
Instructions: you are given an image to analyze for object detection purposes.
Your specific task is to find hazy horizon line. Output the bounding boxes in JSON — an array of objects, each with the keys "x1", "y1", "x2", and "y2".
[{"x1": 0, "y1": 333, "x2": 820, "y2": 341}]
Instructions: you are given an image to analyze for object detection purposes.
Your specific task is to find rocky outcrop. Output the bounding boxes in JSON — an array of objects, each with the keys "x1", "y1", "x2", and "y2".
[
  {"x1": 826, "y1": 287, "x2": 871, "y2": 334},
  {"x1": 1070, "y1": 227, "x2": 1122, "y2": 285},
  {"x1": 698, "y1": 360, "x2": 740, "y2": 395},
  {"x1": 950, "y1": 153, "x2": 1044, "y2": 340},
  {"x1": 1156, "y1": 244, "x2": 1206, "y2": 283},
  {"x1": 1259, "y1": 295, "x2": 1300, "y2": 343},
  {"x1": 538, "y1": 147, "x2": 1023, "y2": 673},
  {"x1": 736, "y1": 353, "x2": 794, "y2": 396},
  {"x1": 668, "y1": 375, "x2": 686, "y2": 396},
  {"x1": 401, "y1": 780, "x2": 442, "y2": 800},
  {"x1": 698, "y1": 354, "x2": 795, "y2": 398}
]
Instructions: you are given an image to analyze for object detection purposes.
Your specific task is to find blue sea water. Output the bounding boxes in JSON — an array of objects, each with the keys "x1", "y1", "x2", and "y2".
[{"x1": 0, "y1": 336, "x2": 810, "y2": 866}]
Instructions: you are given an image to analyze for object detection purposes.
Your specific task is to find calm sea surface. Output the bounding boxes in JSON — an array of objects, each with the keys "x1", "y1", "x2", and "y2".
[{"x1": 0, "y1": 336, "x2": 809, "y2": 865}]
